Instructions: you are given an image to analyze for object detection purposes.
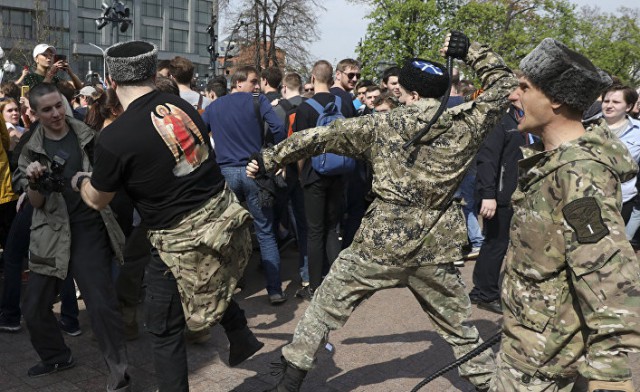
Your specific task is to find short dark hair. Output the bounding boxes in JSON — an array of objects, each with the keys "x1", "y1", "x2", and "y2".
[
  {"x1": 155, "y1": 76, "x2": 180, "y2": 95},
  {"x1": 282, "y1": 72, "x2": 302, "y2": 93},
  {"x1": 231, "y1": 66, "x2": 258, "y2": 88},
  {"x1": 0, "y1": 82, "x2": 20, "y2": 103},
  {"x1": 602, "y1": 84, "x2": 639, "y2": 107},
  {"x1": 382, "y1": 66, "x2": 400, "y2": 84},
  {"x1": 261, "y1": 67, "x2": 283, "y2": 89},
  {"x1": 206, "y1": 80, "x2": 227, "y2": 98},
  {"x1": 29, "y1": 83, "x2": 61, "y2": 111},
  {"x1": 169, "y1": 56, "x2": 194, "y2": 84},
  {"x1": 365, "y1": 85, "x2": 381, "y2": 94},
  {"x1": 157, "y1": 59, "x2": 171, "y2": 72},
  {"x1": 355, "y1": 79, "x2": 375, "y2": 91},
  {"x1": 373, "y1": 92, "x2": 398, "y2": 110},
  {"x1": 312, "y1": 60, "x2": 333, "y2": 85}
]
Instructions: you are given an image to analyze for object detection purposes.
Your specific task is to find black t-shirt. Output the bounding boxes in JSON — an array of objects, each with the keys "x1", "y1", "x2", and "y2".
[
  {"x1": 43, "y1": 130, "x2": 101, "y2": 224},
  {"x1": 329, "y1": 87, "x2": 356, "y2": 119},
  {"x1": 293, "y1": 92, "x2": 354, "y2": 186},
  {"x1": 91, "y1": 90, "x2": 225, "y2": 229}
]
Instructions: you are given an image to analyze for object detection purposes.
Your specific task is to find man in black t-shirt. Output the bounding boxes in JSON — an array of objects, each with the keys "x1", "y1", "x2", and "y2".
[
  {"x1": 292, "y1": 60, "x2": 355, "y2": 300},
  {"x1": 73, "y1": 41, "x2": 263, "y2": 392}
]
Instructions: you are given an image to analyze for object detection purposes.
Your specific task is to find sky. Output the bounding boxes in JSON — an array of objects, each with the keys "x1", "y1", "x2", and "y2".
[{"x1": 221, "y1": 0, "x2": 635, "y2": 66}]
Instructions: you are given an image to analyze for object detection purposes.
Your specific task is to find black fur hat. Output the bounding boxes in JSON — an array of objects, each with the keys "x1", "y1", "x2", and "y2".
[
  {"x1": 105, "y1": 41, "x2": 158, "y2": 84},
  {"x1": 520, "y1": 38, "x2": 611, "y2": 112},
  {"x1": 399, "y1": 59, "x2": 449, "y2": 98}
]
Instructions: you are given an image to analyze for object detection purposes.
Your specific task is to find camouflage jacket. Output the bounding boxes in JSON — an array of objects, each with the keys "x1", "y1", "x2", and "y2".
[
  {"x1": 501, "y1": 120, "x2": 640, "y2": 381},
  {"x1": 262, "y1": 42, "x2": 517, "y2": 267}
]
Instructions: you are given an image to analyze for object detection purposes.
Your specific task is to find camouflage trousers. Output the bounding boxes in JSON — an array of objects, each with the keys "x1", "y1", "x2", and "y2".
[
  {"x1": 281, "y1": 247, "x2": 496, "y2": 388},
  {"x1": 147, "y1": 188, "x2": 252, "y2": 332},
  {"x1": 489, "y1": 353, "x2": 575, "y2": 392}
]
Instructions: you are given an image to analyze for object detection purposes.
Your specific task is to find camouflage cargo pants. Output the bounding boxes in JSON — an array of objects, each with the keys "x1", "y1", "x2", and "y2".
[
  {"x1": 282, "y1": 248, "x2": 496, "y2": 388},
  {"x1": 147, "y1": 188, "x2": 253, "y2": 332},
  {"x1": 489, "y1": 353, "x2": 575, "y2": 392}
]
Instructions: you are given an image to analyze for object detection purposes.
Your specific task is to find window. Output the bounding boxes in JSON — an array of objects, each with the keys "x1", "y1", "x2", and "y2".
[
  {"x1": 48, "y1": 0, "x2": 70, "y2": 28},
  {"x1": 195, "y1": 32, "x2": 209, "y2": 57},
  {"x1": 78, "y1": 0, "x2": 101, "y2": 9},
  {"x1": 1, "y1": 9, "x2": 33, "y2": 40},
  {"x1": 196, "y1": 0, "x2": 212, "y2": 25},
  {"x1": 142, "y1": 0, "x2": 162, "y2": 18},
  {"x1": 78, "y1": 17, "x2": 99, "y2": 44},
  {"x1": 171, "y1": 0, "x2": 189, "y2": 22},
  {"x1": 141, "y1": 25, "x2": 163, "y2": 48},
  {"x1": 169, "y1": 28, "x2": 188, "y2": 51}
]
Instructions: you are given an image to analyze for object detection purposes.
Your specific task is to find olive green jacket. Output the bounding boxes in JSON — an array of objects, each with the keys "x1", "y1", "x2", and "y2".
[{"x1": 16, "y1": 116, "x2": 125, "y2": 280}]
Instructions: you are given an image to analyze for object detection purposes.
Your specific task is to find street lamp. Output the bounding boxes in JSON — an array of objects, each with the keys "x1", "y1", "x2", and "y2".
[
  {"x1": 89, "y1": 43, "x2": 107, "y2": 85},
  {"x1": 96, "y1": 0, "x2": 132, "y2": 45},
  {"x1": 221, "y1": 20, "x2": 245, "y2": 75}
]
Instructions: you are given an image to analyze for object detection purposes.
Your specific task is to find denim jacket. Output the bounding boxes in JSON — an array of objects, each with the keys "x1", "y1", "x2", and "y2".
[{"x1": 16, "y1": 116, "x2": 125, "y2": 280}]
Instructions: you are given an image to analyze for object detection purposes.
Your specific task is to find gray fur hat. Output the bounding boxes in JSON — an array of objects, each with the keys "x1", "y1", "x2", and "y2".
[
  {"x1": 519, "y1": 38, "x2": 611, "y2": 112},
  {"x1": 105, "y1": 41, "x2": 158, "y2": 84},
  {"x1": 399, "y1": 59, "x2": 449, "y2": 99}
]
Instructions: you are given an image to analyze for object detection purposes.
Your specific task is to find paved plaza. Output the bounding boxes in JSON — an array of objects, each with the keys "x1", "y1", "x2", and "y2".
[{"x1": 1, "y1": 246, "x2": 639, "y2": 391}]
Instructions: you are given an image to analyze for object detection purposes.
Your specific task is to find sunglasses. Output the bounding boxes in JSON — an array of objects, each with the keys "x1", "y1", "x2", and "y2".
[
  {"x1": 304, "y1": 88, "x2": 314, "y2": 92},
  {"x1": 345, "y1": 72, "x2": 361, "y2": 80}
]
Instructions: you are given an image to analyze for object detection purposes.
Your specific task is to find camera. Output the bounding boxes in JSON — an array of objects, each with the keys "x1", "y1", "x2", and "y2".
[{"x1": 29, "y1": 151, "x2": 69, "y2": 195}]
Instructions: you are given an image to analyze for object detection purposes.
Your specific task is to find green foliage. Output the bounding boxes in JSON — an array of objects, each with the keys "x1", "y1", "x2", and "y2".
[{"x1": 357, "y1": 0, "x2": 640, "y2": 85}]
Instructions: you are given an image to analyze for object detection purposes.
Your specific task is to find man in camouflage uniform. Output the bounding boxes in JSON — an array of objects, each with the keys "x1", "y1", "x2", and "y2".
[
  {"x1": 491, "y1": 38, "x2": 640, "y2": 392},
  {"x1": 248, "y1": 32, "x2": 517, "y2": 392}
]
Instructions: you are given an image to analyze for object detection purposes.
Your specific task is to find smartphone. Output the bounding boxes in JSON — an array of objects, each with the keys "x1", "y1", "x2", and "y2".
[
  {"x1": 21, "y1": 85, "x2": 29, "y2": 98},
  {"x1": 53, "y1": 54, "x2": 67, "y2": 63}
]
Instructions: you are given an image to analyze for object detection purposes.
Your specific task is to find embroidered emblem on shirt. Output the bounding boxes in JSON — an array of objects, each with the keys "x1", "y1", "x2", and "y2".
[{"x1": 562, "y1": 197, "x2": 609, "y2": 244}]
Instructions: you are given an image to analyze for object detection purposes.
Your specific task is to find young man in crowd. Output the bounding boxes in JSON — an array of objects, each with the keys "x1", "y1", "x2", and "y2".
[
  {"x1": 17, "y1": 83, "x2": 130, "y2": 391},
  {"x1": 490, "y1": 38, "x2": 640, "y2": 392},
  {"x1": 73, "y1": 41, "x2": 263, "y2": 391},
  {"x1": 261, "y1": 66, "x2": 283, "y2": 103},
  {"x1": 380, "y1": 66, "x2": 401, "y2": 98},
  {"x1": 248, "y1": 31, "x2": 517, "y2": 392},
  {"x1": 168, "y1": 56, "x2": 212, "y2": 111}
]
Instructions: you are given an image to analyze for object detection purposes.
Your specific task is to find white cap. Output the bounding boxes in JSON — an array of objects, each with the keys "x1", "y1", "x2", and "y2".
[
  {"x1": 75, "y1": 86, "x2": 98, "y2": 98},
  {"x1": 33, "y1": 44, "x2": 56, "y2": 60}
]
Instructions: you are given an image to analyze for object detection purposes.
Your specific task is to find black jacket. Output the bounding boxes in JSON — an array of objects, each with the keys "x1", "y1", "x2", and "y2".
[{"x1": 475, "y1": 107, "x2": 526, "y2": 207}]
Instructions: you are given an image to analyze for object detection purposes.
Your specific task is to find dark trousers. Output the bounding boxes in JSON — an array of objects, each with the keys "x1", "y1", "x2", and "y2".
[
  {"x1": 470, "y1": 206, "x2": 513, "y2": 302},
  {"x1": 116, "y1": 226, "x2": 150, "y2": 308},
  {"x1": 23, "y1": 220, "x2": 129, "y2": 391},
  {"x1": 144, "y1": 250, "x2": 249, "y2": 392},
  {"x1": 622, "y1": 197, "x2": 635, "y2": 224},
  {"x1": 1, "y1": 203, "x2": 78, "y2": 326},
  {"x1": 303, "y1": 176, "x2": 343, "y2": 289}
]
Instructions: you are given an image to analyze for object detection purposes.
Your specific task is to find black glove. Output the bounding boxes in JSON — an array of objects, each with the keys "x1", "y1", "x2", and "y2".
[
  {"x1": 248, "y1": 153, "x2": 267, "y2": 177},
  {"x1": 446, "y1": 30, "x2": 470, "y2": 60}
]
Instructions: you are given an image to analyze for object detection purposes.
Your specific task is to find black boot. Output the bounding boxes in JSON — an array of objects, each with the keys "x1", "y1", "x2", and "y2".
[
  {"x1": 264, "y1": 356, "x2": 307, "y2": 392},
  {"x1": 226, "y1": 325, "x2": 264, "y2": 367}
]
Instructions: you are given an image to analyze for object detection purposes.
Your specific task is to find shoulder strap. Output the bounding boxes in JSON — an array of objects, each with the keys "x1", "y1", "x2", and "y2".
[
  {"x1": 334, "y1": 95, "x2": 342, "y2": 109},
  {"x1": 253, "y1": 93, "x2": 266, "y2": 146},
  {"x1": 306, "y1": 98, "x2": 325, "y2": 115},
  {"x1": 197, "y1": 94, "x2": 203, "y2": 110}
]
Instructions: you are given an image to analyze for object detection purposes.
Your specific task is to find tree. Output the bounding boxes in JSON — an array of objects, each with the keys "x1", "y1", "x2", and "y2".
[
  {"x1": 355, "y1": 0, "x2": 639, "y2": 84},
  {"x1": 222, "y1": 0, "x2": 325, "y2": 71}
]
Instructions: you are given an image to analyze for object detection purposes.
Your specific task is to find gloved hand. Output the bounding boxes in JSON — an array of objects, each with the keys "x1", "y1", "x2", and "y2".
[
  {"x1": 588, "y1": 379, "x2": 634, "y2": 392},
  {"x1": 446, "y1": 30, "x2": 470, "y2": 60}
]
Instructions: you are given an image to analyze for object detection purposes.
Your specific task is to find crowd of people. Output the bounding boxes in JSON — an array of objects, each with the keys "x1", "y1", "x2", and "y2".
[{"x1": 0, "y1": 30, "x2": 639, "y2": 392}]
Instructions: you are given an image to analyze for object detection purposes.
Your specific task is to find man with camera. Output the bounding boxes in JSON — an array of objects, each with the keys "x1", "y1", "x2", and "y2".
[{"x1": 16, "y1": 83, "x2": 130, "y2": 391}]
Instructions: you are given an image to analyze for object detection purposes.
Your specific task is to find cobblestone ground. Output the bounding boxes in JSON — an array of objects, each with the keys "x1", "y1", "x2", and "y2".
[{"x1": 1, "y1": 246, "x2": 639, "y2": 391}]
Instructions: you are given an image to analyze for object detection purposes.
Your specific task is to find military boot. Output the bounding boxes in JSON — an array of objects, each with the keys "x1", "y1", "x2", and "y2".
[
  {"x1": 226, "y1": 325, "x2": 264, "y2": 367},
  {"x1": 263, "y1": 356, "x2": 307, "y2": 392}
]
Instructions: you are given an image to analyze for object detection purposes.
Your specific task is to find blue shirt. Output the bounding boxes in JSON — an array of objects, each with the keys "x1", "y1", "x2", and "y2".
[
  {"x1": 202, "y1": 92, "x2": 285, "y2": 167},
  {"x1": 615, "y1": 116, "x2": 640, "y2": 203}
]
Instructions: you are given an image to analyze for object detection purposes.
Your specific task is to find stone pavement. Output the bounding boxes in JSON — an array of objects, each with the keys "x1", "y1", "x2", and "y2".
[{"x1": 1, "y1": 246, "x2": 639, "y2": 392}]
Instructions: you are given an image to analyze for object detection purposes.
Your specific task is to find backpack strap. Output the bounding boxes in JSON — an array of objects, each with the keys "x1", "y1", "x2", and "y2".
[
  {"x1": 197, "y1": 94, "x2": 203, "y2": 111},
  {"x1": 306, "y1": 98, "x2": 324, "y2": 115}
]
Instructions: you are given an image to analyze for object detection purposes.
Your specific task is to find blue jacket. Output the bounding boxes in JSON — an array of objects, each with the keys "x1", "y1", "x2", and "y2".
[{"x1": 202, "y1": 92, "x2": 285, "y2": 167}]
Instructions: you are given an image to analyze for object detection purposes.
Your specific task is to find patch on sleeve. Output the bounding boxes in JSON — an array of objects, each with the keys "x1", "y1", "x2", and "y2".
[{"x1": 562, "y1": 197, "x2": 609, "y2": 244}]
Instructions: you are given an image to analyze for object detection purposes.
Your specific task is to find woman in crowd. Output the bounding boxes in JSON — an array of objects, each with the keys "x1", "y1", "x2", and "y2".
[
  {"x1": 84, "y1": 88, "x2": 123, "y2": 132},
  {"x1": 601, "y1": 85, "x2": 640, "y2": 225},
  {"x1": 0, "y1": 98, "x2": 25, "y2": 152}
]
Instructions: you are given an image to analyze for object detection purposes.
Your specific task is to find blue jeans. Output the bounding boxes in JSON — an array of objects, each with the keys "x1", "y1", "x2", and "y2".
[
  {"x1": 221, "y1": 166, "x2": 283, "y2": 295},
  {"x1": 455, "y1": 172, "x2": 484, "y2": 249},
  {"x1": 626, "y1": 206, "x2": 640, "y2": 241}
]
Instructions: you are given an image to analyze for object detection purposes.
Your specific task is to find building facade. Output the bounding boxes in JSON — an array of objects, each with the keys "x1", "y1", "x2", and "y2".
[{"x1": 0, "y1": 0, "x2": 217, "y2": 83}]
